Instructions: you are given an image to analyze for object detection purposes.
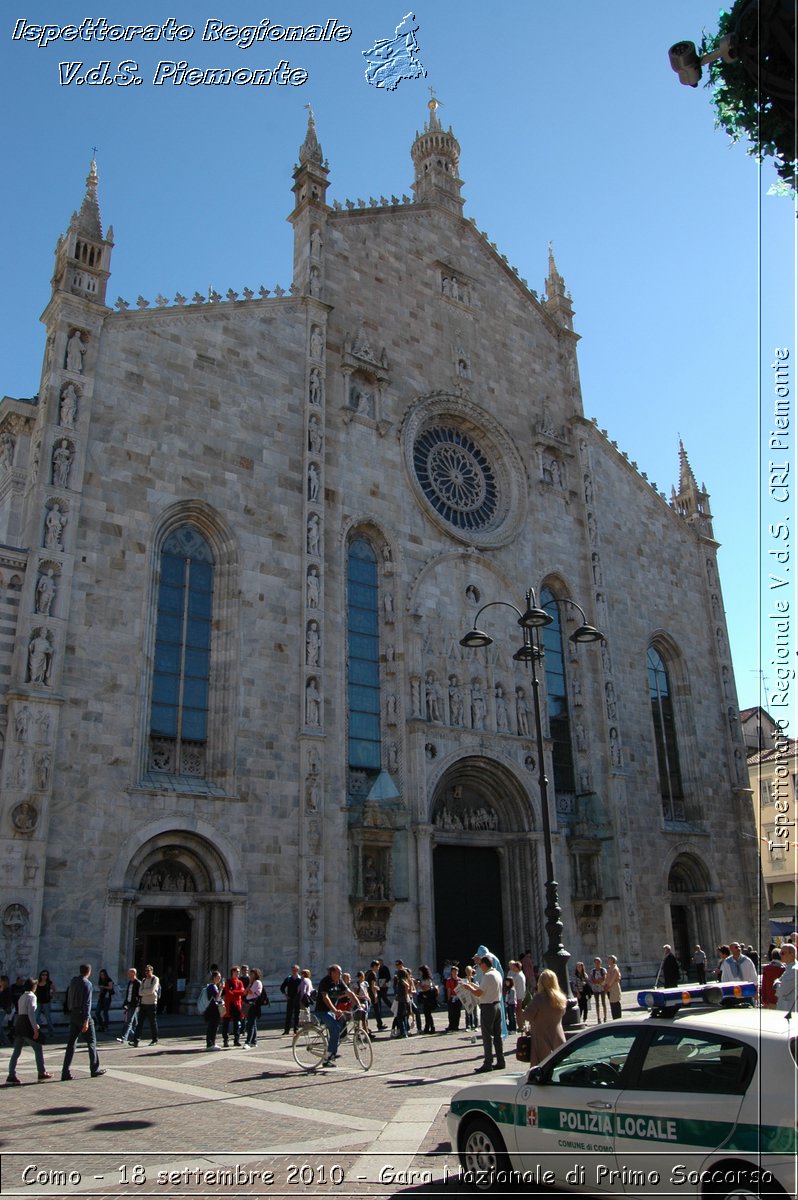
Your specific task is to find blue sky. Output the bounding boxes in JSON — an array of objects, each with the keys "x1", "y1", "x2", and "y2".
[{"x1": 2, "y1": 2, "x2": 795, "y2": 715}]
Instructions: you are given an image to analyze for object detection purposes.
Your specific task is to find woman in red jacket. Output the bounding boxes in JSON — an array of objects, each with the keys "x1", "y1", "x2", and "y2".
[{"x1": 221, "y1": 966, "x2": 246, "y2": 1048}]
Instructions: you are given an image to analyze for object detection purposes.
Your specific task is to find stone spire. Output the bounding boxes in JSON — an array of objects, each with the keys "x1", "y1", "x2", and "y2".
[
  {"x1": 543, "y1": 242, "x2": 574, "y2": 330},
  {"x1": 671, "y1": 439, "x2": 714, "y2": 538},
  {"x1": 75, "y1": 159, "x2": 103, "y2": 240},
  {"x1": 299, "y1": 105, "x2": 324, "y2": 167},
  {"x1": 411, "y1": 93, "x2": 464, "y2": 214},
  {"x1": 50, "y1": 158, "x2": 113, "y2": 306}
]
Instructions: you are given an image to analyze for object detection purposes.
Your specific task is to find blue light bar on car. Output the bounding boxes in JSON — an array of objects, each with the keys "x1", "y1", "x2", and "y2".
[{"x1": 637, "y1": 982, "x2": 757, "y2": 1010}]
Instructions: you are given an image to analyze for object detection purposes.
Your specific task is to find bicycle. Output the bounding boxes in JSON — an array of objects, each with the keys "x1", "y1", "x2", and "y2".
[{"x1": 291, "y1": 1009, "x2": 373, "y2": 1071}]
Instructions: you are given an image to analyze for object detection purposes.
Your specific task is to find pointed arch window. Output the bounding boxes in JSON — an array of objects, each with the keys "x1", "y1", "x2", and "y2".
[
  {"x1": 541, "y1": 587, "x2": 576, "y2": 793},
  {"x1": 149, "y1": 527, "x2": 213, "y2": 777},
  {"x1": 648, "y1": 646, "x2": 685, "y2": 820},
  {"x1": 347, "y1": 537, "x2": 381, "y2": 770}
]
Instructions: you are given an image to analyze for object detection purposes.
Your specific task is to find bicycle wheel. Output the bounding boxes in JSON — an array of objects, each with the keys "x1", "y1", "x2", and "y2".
[
  {"x1": 352, "y1": 1027, "x2": 373, "y2": 1071},
  {"x1": 292, "y1": 1024, "x2": 327, "y2": 1070}
]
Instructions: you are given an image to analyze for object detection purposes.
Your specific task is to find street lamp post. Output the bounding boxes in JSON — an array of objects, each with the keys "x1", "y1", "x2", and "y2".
[{"x1": 460, "y1": 588, "x2": 603, "y2": 1024}]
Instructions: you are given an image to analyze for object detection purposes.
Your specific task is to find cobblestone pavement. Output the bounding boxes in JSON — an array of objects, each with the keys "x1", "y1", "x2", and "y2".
[{"x1": 0, "y1": 1021, "x2": 504, "y2": 1199}]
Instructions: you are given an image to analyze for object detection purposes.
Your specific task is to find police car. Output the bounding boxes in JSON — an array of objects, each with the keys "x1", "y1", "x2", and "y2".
[{"x1": 446, "y1": 983, "x2": 796, "y2": 1197}]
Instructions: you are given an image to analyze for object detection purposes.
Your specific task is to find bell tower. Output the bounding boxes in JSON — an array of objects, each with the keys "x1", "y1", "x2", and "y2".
[
  {"x1": 411, "y1": 95, "x2": 464, "y2": 214},
  {"x1": 50, "y1": 159, "x2": 114, "y2": 307}
]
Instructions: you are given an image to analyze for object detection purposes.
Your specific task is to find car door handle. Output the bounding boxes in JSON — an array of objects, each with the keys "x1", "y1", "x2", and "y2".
[{"x1": 587, "y1": 1101, "x2": 613, "y2": 1109}]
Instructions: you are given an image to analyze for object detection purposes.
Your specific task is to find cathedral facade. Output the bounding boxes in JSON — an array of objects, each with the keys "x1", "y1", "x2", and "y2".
[{"x1": 0, "y1": 104, "x2": 757, "y2": 996}]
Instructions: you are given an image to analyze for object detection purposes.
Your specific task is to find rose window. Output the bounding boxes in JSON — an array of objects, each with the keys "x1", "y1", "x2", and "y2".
[{"x1": 413, "y1": 426, "x2": 498, "y2": 530}]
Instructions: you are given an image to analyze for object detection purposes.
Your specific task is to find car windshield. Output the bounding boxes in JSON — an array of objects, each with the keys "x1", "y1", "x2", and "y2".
[{"x1": 544, "y1": 1029, "x2": 638, "y2": 1088}]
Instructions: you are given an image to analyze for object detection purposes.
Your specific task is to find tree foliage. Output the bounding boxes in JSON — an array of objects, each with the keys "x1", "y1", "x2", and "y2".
[{"x1": 699, "y1": 0, "x2": 796, "y2": 188}]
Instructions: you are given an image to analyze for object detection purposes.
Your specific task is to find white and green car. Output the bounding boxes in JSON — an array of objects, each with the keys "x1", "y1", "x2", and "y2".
[{"x1": 447, "y1": 985, "x2": 795, "y2": 1198}]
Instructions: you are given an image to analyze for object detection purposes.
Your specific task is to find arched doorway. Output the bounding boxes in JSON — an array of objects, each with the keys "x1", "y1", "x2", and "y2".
[
  {"x1": 108, "y1": 827, "x2": 242, "y2": 1009},
  {"x1": 429, "y1": 757, "x2": 541, "y2": 974},
  {"x1": 135, "y1": 908, "x2": 192, "y2": 1013},
  {"x1": 668, "y1": 853, "x2": 717, "y2": 974}
]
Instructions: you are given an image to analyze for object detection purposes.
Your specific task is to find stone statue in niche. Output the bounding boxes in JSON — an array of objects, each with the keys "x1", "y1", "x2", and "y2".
[
  {"x1": 388, "y1": 743, "x2": 399, "y2": 772},
  {"x1": 305, "y1": 773, "x2": 320, "y2": 811},
  {"x1": 448, "y1": 675, "x2": 464, "y2": 726},
  {"x1": 307, "y1": 461, "x2": 320, "y2": 501},
  {"x1": 310, "y1": 228, "x2": 322, "y2": 258},
  {"x1": 465, "y1": 584, "x2": 479, "y2": 606},
  {"x1": 584, "y1": 473, "x2": 593, "y2": 505},
  {"x1": 305, "y1": 678, "x2": 321, "y2": 726},
  {"x1": 34, "y1": 751, "x2": 51, "y2": 791},
  {"x1": 471, "y1": 680, "x2": 486, "y2": 730},
  {"x1": 587, "y1": 511, "x2": 597, "y2": 543},
  {"x1": 3, "y1": 903, "x2": 29, "y2": 938},
  {"x1": 0, "y1": 433, "x2": 15, "y2": 469},
  {"x1": 572, "y1": 677, "x2": 583, "y2": 707},
  {"x1": 309, "y1": 367, "x2": 322, "y2": 405},
  {"x1": 310, "y1": 326, "x2": 324, "y2": 360},
  {"x1": 383, "y1": 591, "x2": 394, "y2": 623},
  {"x1": 35, "y1": 710, "x2": 51, "y2": 742},
  {"x1": 425, "y1": 673, "x2": 443, "y2": 722},
  {"x1": 308, "y1": 416, "x2": 322, "y2": 454},
  {"x1": 35, "y1": 568, "x2": 56, "y2": 616},
  {"x1": 386, "y1": 693, "x2": 397, "y2": 723},
  {"x1": 495, "y1": 684, "x2": 510, "y2": 732},
  {"x1": 516, "y1": 687, "x2": 530, "y2": 736},
  {"x1": 385, "y1": 642, "x2": 395, "y2": 662},
  {"x1": 44, "y1": 505, "x2": 66, "y2": 550},
  {"x1": 610, "y1": 727, "x2": 622, "y2": 767},
  {"x1": 306, "y1": 566, "x2": 320, "y2": 608},
  {"x1": 307, "y1": 514, "x2": 320, "y2": 556},
  {"x1": 351, "y1": 384, "x2": 374, "y2": 417},
  {"x1": 66, "y1": 330, "x2": 86, "y2": 373},
  {"x1": 605, "y1": 682, "x2": 616, "y2": 720},
  {"x1": 363, "y1": 854, "x2": 383, "y2": 900},
  {"x1": 601, "y1": 641, "x2": 612, "y2": 676},
  {"x1": 60, "y1": 383, "x2": 78, "y2": 427},
  {"x1": 27, "y1": 629, "x2": 54, "y2": 685},
  {"x1": 52, "y1": 440, "x2": 74, "y2": 489},
  {"x1": 306, "y1": 620, "x2": 320, "y2": 667},
  {"x1": 592, "y1": 554, "x2": 602, "y2": 586},
  {"x1": 575, "y1": 722, "x2": 587, "y2": 752},
  {"x1": 309, "y1": 267, "x2": 321, "y2": 297}
]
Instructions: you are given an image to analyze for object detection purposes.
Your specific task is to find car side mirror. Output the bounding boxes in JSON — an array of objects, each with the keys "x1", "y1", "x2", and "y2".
[{"x1": 527, "y1": 1066, "x2": 544, "y2": 1084}]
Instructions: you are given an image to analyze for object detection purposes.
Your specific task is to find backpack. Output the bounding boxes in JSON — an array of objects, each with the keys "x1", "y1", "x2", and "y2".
[{"x1": 196, "y1": 984, "x2": 214, "y2": 1015}]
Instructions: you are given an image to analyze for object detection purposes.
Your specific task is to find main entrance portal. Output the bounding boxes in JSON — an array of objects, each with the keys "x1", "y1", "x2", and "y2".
[
  {"x1": 134, "y1": 908, "x2": 191, "y2": 1013},
  {"x1": 433, "y1": 845, "x2": 504, "y2": 972}
]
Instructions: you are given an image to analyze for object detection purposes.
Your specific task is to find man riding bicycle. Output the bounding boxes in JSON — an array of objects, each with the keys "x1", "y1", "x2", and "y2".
[{"x1": 314, "y1": 964, "x2": 362, "y2": 1068}]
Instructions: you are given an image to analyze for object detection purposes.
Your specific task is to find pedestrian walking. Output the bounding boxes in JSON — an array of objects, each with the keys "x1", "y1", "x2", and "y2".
[
  {"x1": 6, "y1": 977, "x2": 51, "y2": 1085},
  {"x1": 117, "y1": 968, "x2": 140, "y2": 1045},
  {"x1": 61, "y1": 964, "x2": 105, "y2": 1080}
]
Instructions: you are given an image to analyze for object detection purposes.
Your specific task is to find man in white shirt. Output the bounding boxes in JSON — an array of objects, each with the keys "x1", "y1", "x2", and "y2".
[
  {"x1": 775, "y1": 943, "x2": 798, "y2": 1012},
  {"x1": 463, "y1": 955, "x2": 505, "y2": 1073},
  {"x1": 720, "y1": 942, "x2": 758, "y2": 986}
]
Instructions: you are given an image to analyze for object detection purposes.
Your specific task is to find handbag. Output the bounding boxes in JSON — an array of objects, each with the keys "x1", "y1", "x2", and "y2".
[
  {"x1": 14, "y1": 1013, "x2": 35, "y2": 1039},
  {"x1": 515, "y1": 1033, "x2": 532, "y2": 1063},
  {"x1": 583, "y1": 981, "x2": 593, "y2": 998}
]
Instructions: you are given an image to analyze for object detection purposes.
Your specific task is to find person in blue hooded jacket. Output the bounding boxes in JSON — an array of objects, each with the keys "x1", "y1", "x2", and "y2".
[{"x1": 473, "y1": 944, "x2": 508, "y2": 1040}]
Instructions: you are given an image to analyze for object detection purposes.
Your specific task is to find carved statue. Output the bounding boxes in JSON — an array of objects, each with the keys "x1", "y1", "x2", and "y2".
[
  {"x1": 27, "y1": 630, "x2": 53, "y2": 685},
  {"x1": 309, "y1": 367, "x2": 321, "y2": 405},
  {"x1": 308, "y1": 416, "x2": 322, "y2": 454},
  {"x1": 305, "y1": 678, "x2": 321, "y2": 726},
  {"x1": 516, "y1": 687, "x2": 530, "y2": 736},
  {"x1": 66, "y1": 330, "x2": 86, "y2": 373},
  {"x1": 310, "y1": 326, "x2": 323, "y2": 359},
  {"x1": 307, "y1": 461, "x2": 320, "y2": 501},
  {"x1": 306, "y1": 621, "x2": 320, "y2": 667},
  {"x1": 471, "y1": 681, "x2": 486, "y2": 730},
  {"x1": 306, "y1": 566, "x2": 320, "y2": 608},
  {"x1": 35, "y1": 568, "x2": 56, "y2": 616},
  {"x1": 448, "y1": 675, "x2": 464, "y2": 726},
  {"x1": 425, "y1": 673, "x2": 443, "y2": 722},
  {"x1": 307, "y1": 514, "x2": 320, "y2": 556},
  {"x1": 60, "y1": 383, "x2": 78, "y2": 427},
  {"x1": 44, "y1": 506, "x2": 66, "y2": 550},
  {"x1": 383, "y1": 591, "x2": 394, "y2": 623},
  {"x1": 495, "y1": 684, "x2": 510, "y2": 732},
  {"x1": 0, "y1": 432, "x2": 15, "y2": 469},
  {"x1": 52, "y1": 440, "x2": 74, "y2": 489}
]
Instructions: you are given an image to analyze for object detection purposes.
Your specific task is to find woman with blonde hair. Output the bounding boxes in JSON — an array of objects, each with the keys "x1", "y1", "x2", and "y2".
[{"x1": 523, "y1": 968, "x2": 567, "y2": 1064}]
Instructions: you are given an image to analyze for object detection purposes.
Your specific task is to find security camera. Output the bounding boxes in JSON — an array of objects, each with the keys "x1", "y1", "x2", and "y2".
[{"x1": 669, "y1": 41, "x2": 702, "y2": 86}]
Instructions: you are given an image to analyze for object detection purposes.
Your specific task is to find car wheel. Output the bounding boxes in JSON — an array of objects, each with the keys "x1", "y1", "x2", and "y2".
[
  {"x1": 708, "y1": 1165, "x2": 787, "y2": 1200},
  {"x1": 459, "y1": 1116, "x2": 509, "y2": 1191}
]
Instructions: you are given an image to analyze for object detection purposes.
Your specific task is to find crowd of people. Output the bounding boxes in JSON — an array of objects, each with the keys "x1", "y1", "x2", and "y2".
[{"x1": 5, "y1": 935, "x2": 797, "y2": 1084}]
